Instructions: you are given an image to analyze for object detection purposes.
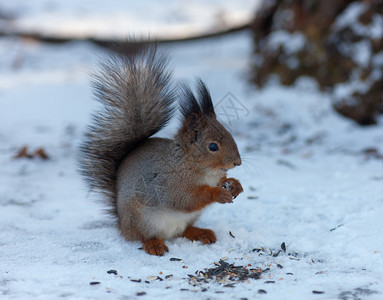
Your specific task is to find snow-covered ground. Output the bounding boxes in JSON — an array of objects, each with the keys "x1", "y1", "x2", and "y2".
[{"x1": 1, "y1": 7, "x2": 383, "y2": 300}]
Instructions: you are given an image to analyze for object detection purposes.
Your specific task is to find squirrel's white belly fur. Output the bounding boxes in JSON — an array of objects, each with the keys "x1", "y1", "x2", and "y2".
[
  {"x1": 139, "y1": 170, "x2": 223, "y2": 239},
  {"x1": 142, "y1": 207, "x2": 201, "y2": 240},
  {"x1": 202, "y1": 169, "x2": 226, "y2": 187}
]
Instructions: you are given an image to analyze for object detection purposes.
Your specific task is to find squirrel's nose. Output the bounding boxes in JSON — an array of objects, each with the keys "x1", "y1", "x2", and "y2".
[{"x1": 233, "y1": 158, "x2": 242, "y2": 167}]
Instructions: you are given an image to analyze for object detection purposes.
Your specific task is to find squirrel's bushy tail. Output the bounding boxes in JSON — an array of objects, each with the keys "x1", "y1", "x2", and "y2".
[{"x1": 79, "y1": 42, "x2": 176, "y2": 216}]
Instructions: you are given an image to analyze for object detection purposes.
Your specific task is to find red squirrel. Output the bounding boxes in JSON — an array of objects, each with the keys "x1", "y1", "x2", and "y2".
[{"x1": 79, "y1": 42, "x2": 243, "y2": 256}]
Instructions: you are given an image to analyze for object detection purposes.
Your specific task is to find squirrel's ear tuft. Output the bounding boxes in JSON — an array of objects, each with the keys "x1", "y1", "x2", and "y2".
[
  {"x1": 196, "y1": 79, "x2": 216, "y2": 118},
  {"x1": 178, "y1": 84, "x2": 206, "y2": 142},
  {"x1": 179, "y1": 80, "x2": 216, "y2": 119},
  {"x1": 179, "y1": 83, "x2": 202, "y2": 118}
]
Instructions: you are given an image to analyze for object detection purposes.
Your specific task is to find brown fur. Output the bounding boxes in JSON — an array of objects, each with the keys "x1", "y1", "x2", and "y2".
[
  {"x1": 182, "y1": 226, "x2": 217, "y2": 244},
  {"x1": 185, "y1": 185, "x2": 233, "y2": 211},
  {"x1": 78, "y1": 42, "x2": 176, "y2": 216},
  {"x1": 143, "y1": 238, "x2": 169, "y2": 256},
  {"x1": 219, "y1": 177, "x2": 244, "y2": 198},
  {"x1": 79, "y1": 41, "x2": 243, "y2": 256}
]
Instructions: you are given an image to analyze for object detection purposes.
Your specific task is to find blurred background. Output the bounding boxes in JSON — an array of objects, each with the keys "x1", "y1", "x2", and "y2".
[
  {"x1": 1, "y1": 0, "x2": 382, "y2": 126},
  {"x1": 0, "y1": 0, "x2": 259, "y2": 39}
]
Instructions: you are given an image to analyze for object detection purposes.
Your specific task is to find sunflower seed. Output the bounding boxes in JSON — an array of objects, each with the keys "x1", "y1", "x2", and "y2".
[{"x1": 281, "y1": 242, "x2": 286, "y2": 251}]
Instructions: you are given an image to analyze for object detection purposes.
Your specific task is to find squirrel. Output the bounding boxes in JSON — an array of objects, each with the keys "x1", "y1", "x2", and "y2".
[{"x1": 79, "y1": 41, "x2": 243, "y2": 256}]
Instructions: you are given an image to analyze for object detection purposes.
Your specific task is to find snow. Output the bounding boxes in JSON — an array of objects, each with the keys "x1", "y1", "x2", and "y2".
[
  {"x1": 334, "y1": 2, "x2": 383, "y2": 40},
  {"x1": 267, "y1": 31, "x2": 306, "y2": 55},
  {"x1": 330, "y1": 3, "x2": 383, "y2": 106},
  {"x1": 1, "y1": 8, "x2": 383, "y2": 300},
  {"x1": 353, "y1": 40, "x2": 371, "y2": 68},
  {"x1": 1, "y1": 0, "x2": 260, "y2": 39},
  {"x1": 333, "y1": 2, "x2": 366, "y2": 30}
]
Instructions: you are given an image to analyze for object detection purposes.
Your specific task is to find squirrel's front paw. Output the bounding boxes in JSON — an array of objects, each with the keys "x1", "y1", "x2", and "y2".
[
  {"x1": 221, "y1": 178, "x2": 243, "y2": 199},
  {"x1": 215, "y1": 188, "x2": 234, "y2": 204}
]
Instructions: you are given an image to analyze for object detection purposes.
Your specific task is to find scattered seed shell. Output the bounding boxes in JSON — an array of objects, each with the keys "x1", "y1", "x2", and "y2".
[
  {"x1": 170, "y1": 258, "x2": 183, "y2": 261},
  {"x1": 281, "y1": 242, "x2": 286, "y2": 251},
  {"x1": 289, "y1": 257, "x2": 300, "y2": 261},
  {"x1": 273, "y1": 250, "x2": 281, "y2": 257},
  {"x1": 192, "y1": 259, "x2": 268, "y2": 285},
  {"x1": 242, "y1": 254, "x2": 253, "y2": 261}
]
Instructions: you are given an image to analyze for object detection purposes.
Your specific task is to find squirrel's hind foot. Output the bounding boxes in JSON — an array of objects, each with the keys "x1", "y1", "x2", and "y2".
[
  {"x1": 182, "y1": 226, "x2": 217, "y2": 244},
  {"x1": 143, "y1": 238, "x2": 169, "y2": 256}
]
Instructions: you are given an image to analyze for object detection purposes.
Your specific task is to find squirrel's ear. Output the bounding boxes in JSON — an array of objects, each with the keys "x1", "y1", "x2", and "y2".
[
  {"x1": 179, "y1": 84, "x2": 200, "y2": 118},
  {"x1": 184, "y1": 112, "x2": 206, "y2": 143},
  {"x1": 177, "y1": 109, "x2": 208, "y2": 146},
  {"x1": 178, "y1": 83, "x2": 208, "y2": 144},
  {"x1": 196, "y1": 79, "x2": 216, "y2": 118}
]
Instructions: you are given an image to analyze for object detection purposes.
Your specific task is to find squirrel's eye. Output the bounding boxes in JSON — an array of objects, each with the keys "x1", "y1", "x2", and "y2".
[{"x1": 208, "y1": 143, "x2": 219, "y2": 152}]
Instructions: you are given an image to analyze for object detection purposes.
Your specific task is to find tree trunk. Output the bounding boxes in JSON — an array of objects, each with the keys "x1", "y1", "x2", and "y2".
[{"x1": 250, "y1": 0, "x2": 383, "y2": 125}]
